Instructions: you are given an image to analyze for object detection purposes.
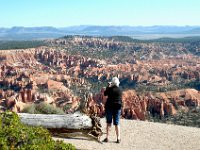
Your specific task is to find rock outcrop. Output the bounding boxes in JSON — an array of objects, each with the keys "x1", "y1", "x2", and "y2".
[
  {"x1": 1, "y1": 37, "x2": 200, "y2": 121},
  {"x1": 85, "y1": 88, "x2": 200, "y2": 120}
]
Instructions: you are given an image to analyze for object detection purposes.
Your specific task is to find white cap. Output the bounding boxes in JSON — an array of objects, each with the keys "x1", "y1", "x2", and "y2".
[{"x1": 111, "y1": 77, "x2": 120, "y2": 87}]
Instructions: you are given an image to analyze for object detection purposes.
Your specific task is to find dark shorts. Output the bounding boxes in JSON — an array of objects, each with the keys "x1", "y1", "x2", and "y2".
[{"x1": 106, "y1": 109, "x2": 121, "y2": 125}]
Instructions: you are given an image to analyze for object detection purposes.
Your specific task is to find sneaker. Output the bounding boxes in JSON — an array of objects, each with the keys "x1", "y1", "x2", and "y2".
[
  {"x1": 116, "y1": 139, "x2": 121, "y2": 143},
  {"x1": 102, "y1": 138, "x2": 108, "y2": 142}
]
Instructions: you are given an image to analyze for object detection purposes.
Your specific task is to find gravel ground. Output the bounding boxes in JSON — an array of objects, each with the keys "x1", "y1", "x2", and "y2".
[{"x1": 54, "y1": 118, "x2": 200, "y2": 150}]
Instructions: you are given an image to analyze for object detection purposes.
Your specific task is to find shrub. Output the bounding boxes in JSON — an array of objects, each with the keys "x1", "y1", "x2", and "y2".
[
  {"x1": 0, "y1": 111, "x2": 76, "y2": 150},
  {"x1": 22, "y1": 102, "x2": 65, "y2": 114}
]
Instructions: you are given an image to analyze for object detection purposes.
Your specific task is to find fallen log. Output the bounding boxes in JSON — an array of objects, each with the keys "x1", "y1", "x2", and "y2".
[{"x1": 18, "y1": 112, "x2": 103, "y2": 143}]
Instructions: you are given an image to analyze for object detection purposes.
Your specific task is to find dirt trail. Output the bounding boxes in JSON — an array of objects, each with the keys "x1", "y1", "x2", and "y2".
[{"x1": 54, "y1": 118, "x2": 200, "y2": 150}]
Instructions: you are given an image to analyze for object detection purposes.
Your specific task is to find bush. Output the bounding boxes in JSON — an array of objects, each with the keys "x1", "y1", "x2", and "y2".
[
  {"x1": 0, "y1": 111, "x2": 76, "y2": 150},
  {"x1": 22, "y1": 102, "x2": 65, "y2": 114}
]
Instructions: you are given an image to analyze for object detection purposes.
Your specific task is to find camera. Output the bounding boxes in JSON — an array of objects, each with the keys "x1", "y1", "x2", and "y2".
[{"x1": 108, "y1": 82, "x2": 112, "y2": 87}]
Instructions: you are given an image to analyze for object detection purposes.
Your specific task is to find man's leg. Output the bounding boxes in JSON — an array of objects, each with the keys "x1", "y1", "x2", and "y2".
[
  {"x1": 115, "y1": 125, "x2": 120, "y2": 140},
  {"x1": 113, "y1": 109, "x2": 121, "y2": 142},
  {"x1": 104, "y1": 109, "x2": 112, "y2": 142},
  {"x1": 106, "y1": 123, "x2": 111, "y2": 140}
]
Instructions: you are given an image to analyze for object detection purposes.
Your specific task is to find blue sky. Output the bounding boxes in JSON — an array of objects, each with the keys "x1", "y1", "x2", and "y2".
[{"x1": 0, "y1": 0, "x2": 200, "y2": 27}]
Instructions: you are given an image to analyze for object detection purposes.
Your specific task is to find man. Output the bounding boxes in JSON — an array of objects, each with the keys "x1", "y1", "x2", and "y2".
[{"x1": 103, "y1": 77, "x2": 122, "y2": 143}]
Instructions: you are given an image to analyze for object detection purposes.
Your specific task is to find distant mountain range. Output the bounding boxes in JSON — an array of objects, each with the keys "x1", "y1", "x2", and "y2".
[{"x1": 1, "y1": 26, "x2": 200, "y2": 40}]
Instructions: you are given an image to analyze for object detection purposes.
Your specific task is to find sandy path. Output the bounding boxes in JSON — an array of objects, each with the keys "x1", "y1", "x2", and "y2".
[{"x1": 54, "y1": 118, "x2": 200, "y2": 150}]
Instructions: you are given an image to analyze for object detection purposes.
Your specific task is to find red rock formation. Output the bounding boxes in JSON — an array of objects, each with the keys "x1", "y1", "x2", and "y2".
[
  {"x1": 1, "y1": 42, "x2": 200, "y2": 120},
  {"x1": 85, "y1": 88, "x2": 200, "y2": 120}
]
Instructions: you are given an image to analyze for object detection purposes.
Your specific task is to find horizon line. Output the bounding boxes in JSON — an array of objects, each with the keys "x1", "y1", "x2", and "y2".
[{"x1": 1, "y1": 25, "x2": 200, "y2": 28}]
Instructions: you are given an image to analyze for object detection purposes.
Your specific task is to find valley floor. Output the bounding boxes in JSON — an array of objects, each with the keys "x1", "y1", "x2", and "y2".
[{"x1": 54, "y1": 118, "x2": 200, "y2": 150}]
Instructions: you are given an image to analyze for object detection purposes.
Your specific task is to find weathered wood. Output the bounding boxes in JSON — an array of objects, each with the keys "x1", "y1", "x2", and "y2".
[
  {"x1": 18, "y1": 112, "x2": 93, "y2": 129},
  {"x1": 17, "y1": 112, "x2": 103, "y2": 143}
]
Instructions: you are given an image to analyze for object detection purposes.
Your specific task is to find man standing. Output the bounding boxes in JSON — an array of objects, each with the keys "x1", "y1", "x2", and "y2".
[{"x1": 103, "y1": 77, "x2": 122, "y2": 143}]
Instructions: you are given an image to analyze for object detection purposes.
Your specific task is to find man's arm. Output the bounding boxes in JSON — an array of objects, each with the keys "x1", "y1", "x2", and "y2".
[
  {"x1": 104, "y1": 82, "x2": 111, "y2": 96},
  {"x1": 104, "y1": 87, "x2": 109, "y2": 96}
]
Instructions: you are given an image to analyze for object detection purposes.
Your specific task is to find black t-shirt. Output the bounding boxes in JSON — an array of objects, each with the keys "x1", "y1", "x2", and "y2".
[{"x1": 104, "y1": 85, "x2": 122, "y2": 110}]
